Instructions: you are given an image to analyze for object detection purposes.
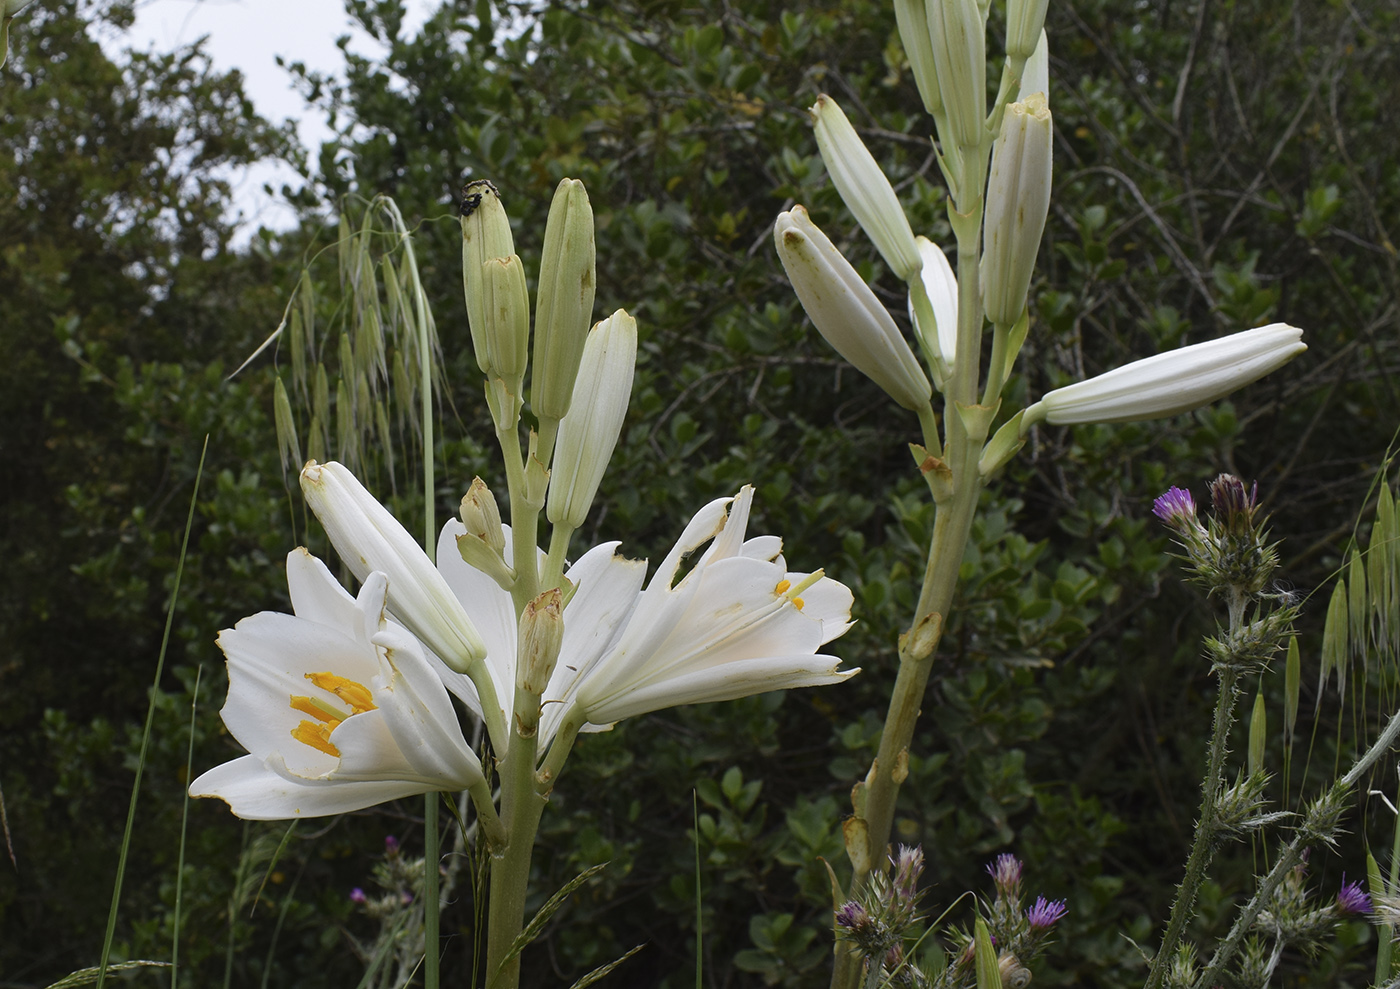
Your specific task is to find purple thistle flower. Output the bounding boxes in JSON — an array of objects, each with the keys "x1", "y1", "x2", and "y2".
[
  {"x1": 349, "y1": 887, "x2": 368, "y2": 904},
  {"x1": 986, "y1": 853, "x2": 1024, "y2": 895},
  {"x1": 835, "y1": 900, "x2": 870, "y2": 931},
  {"x1": 1209, "y1": 474, "x2": 1258, "y2": 525},
  {"x1": 384, "y1": 834, "x2": 400, "y2": 853},
  {"x1": 1336, "y1": 877, "x2": 1371, "y2": 916},
  {"x1": 1152, "y1": 486, "x2": 1197, "y2": 527},
  {"x1": 1027, "y1": 896, "x2": 1068, "y2": 930},
  {"x1": 893, "y1": 845, "x2": 925, "y2": 900}
]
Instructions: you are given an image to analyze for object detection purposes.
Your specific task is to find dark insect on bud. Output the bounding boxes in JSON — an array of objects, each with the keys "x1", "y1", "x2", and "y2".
[{"x1": 460, "y1": 178, "x2": 500, "y2": 219}]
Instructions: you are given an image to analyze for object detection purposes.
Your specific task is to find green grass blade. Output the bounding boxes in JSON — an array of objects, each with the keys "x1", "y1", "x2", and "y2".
[
  {"x1": 425, "y1": 791, "x2": 441, "y2": 988},
  {"x1": 490, "y1": 862, "x2": 610, "y2": 983},
  {"x1": 250, "y1": 821, "x2": 298, "y2": 918},
  {"x1": 694, "y1": 790, "x2": 703, "y2": 989},
  {"x1": 563, "y1": 944, "x2": 645, "y2": 989},
  {"x1": 47, "y1": 962, "x2": 171, "y2": 988},
  {"x1": 172, "y1": 663, "x2": 203, "y2": 987},
  {"x1": 97, "y1": 436, "x2": 208, "y2": 989},
  {"x1": 260, "y1": 867, "x2": 303, "y2": 989}
]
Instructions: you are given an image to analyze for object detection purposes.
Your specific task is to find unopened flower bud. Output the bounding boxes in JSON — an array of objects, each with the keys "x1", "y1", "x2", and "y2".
[
  {"x1": 927, "y1": 0, "x2": 986, "y2": 150},
  {"x1": 533, "y1": 178, "x2": 597, "y2": 422},
  {"x1": 1025, "y1": 325, "x2": 1306, "y2": 425},
  {"x1": 908, "y1": 236, "x2": 959, "y2": 367},
  {"x1": 1209, "y1": 473, "x2": 1259, "y2": 534},
  {"x1": 1018, "y1": 30, "x2": 1050, "y2": 103},
  {"x1": 547, "y1": 310, "x2": 637, "y2": 530},
  {"x1": 460, "y1": 179, "x2": 516, "y2": 373},
  {"x1": 1006, "y1": 0, "x2": 1049, "y2": 60},
  {"x1": 459, "y1": 477, "x2": 506, "y2": 556},
  {"x1": 987, "y1": 853, "x2": 1024, "y2": 897},
  {"x1": 774, "y1": 207, "x2": 932, "y2": 411},
  {"x1": 983, "y1": 94, "x2": 1053, "y2": 326},
  {"x1": 810, "y1": 95, "x2": 922, "y2": 282},
  {"x1": 517, "y1": 588, "x2": 565, "y2": 696},
  {"x1": 476, "y1": 254, "x2": 530, "y2": 383},
  {"x1": 893, "y1": 0, "x2": 943, "y2": 115}
]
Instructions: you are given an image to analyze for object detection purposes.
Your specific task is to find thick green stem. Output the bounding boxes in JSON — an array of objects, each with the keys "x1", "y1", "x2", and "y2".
[
  {"x1": 1144, "y1": 666, "x2": 1242, "y2": 989},
  {"x1": 485, "y1": 722, "x2": 545, "y2": 989},
  {"x1": 495, "y1": 417, "x2": 540, "y2": 612}
]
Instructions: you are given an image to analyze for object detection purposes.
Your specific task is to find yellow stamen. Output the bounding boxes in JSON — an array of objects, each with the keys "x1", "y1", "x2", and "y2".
[
  {"x1": 289, "y1": 695, "x2": 345, "y2": 726},
  {"x1": 305, "y1": 672, "x2": 377, "y2": 714},
  {"x1": 792, "y1": 597, "x2": 805, "y2": 611},
  {"x1": 291, "y1": 720, "x2": 341, "y2": 757},
  {"x1": 774, "y1": 579, "x2": 792, "y2": 594}
]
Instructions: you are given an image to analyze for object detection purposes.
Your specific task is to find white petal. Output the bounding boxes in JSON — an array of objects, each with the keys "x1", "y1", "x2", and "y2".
[
  {"x1": 909, "y1": 236, "x2": 959, "y2": 366},
  {"x1": 435, "y1": 519, "x2": 518, "y2": 726},
  {"x1": 698, "y1": 485, "x2": 754, "y2": 566},
  {"x1": 741, "y1": 535, "x2": 784, "y2": 562},
  {"x1": 285, "y1": 548, "x2": 357, "y2": 630},
  {"x1": 190, "y1": 755, "x2": 433, "y2": 820},
  {"x1": 586, "y1": 655, "x2": 857, "y2": 725},
  {"x1": 784, "y1": 572, "x2": 856, "y2": 644}
]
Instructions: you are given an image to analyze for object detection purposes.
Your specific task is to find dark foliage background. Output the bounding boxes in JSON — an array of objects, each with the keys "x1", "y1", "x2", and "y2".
[{"x1": 1, "y1": 0, "x2": 1397, "y2": 985}]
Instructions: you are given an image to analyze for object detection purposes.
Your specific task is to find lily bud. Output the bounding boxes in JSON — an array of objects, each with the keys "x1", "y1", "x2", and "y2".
[
  {"x1": 1025, "y1": 324, "x2": 1307, "y2": 425},
  {"x1": 476, "y1": 254, "x2": 530, "y2": 383},
  {"x1": 893, "y1": 0, "x2": 943, "y2": 116},
  {"x1": 926, "y1": 0, "x2": 986, "y2": 150},
  {"x1": 775, "y1": 208, "x2": 931, "y2": 411},
  {"x1": 300, "y1": 461, "x2": 487, "y2": 671},
  {"x1": 517, "y1": 588, "x2": 565, "y2": 697},
  {"x1": 459, "y1": 477, "x2": 506, "y2": 557},
  {"x1": 546, "y1": 310, "x2": 637, "y2": 530},
  {"x1": 1006, "y1": 0, "x2": 1049, "y2": 60},
  {"x1": 810, "y1": 95, "x2": 923, "y2": 282},
  {"x1": 533, "y1": 178, "x2": 597, "y2": 422},
  {"x1": 982, "y1": 93, "x2": 1053, "y2": 326},
  {"x1": 908, "y1": 236, "x2": 959, "y2": 367},
  {"x1": 460, "y1": 180, "x2": 516, "y2": 373},
  {"x1": 1018, "y1": 30, "x2": 1050, "y2": 103}
]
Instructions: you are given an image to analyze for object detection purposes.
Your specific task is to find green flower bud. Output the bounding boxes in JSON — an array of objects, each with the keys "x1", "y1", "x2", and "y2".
[
  {"x1": 478, "y1": 254, "x2": 530, "y2": 383},
  {"x1": 927, "y1": 0, "x2": 986, "y2": 151},
  {"x1": 893, "y1": 0, "x2": 943, "y2": 116},
  {"x1": 460, "y1": 179, "x2": 516, "y2": 373},
  {"x1": 517, "y1": 588, "x2": 565, "y2": 698},
  {"x1": 546, "y1": 310, "x2": 637, "y2": 530},
  {"x1": 532, "y1": 178, "x2": 597, "y2": 422},
  {"x1": 459, "y1": 477, "x2": 506, "y2": 557},
  {"x1": 1006, "y1": 0, "x2": 1049, "y2": 60},
  {"x1": 983, "y1": 93, "x2": 1053, "y2": 326}
]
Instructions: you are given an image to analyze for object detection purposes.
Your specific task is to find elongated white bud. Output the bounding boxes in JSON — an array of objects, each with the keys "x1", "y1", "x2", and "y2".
[
  {"x1": 893, "y1": 0, "x2": 943, "y2": 116},
  {"x1": 1018, "y1": 30, "x2": 1050, "y2": 103},
  {"x1": 811, "y1": 95, "x2": 923, "y2": 282},
  {"x1": 547, "y1": 310, "x2": 637, "y2": 530},
  {"x1": 1024, "y1": 324, "x2": 1307, "y2": 426},
  {"x1": 1006, "y1": 0, "x2": 1049, "y2": 60},
  {"x1": 982, "y1": 94, "x2": 1053, "y2": 326},
  {"x1": 908, "y1": 236, "x2": 959, "y2": 367},
  {"x1": 926, "y1": 0, "x2": 986, "y2": 150},
  {"x1": 300, "y1": 461, "x2": 487, "y2": 671},
  {"x1": 533, "y1": 178, "x2": 597, "y2": 421},
  {"x1": 774, "y1": 207, "x2": 931, "y2": 412}
]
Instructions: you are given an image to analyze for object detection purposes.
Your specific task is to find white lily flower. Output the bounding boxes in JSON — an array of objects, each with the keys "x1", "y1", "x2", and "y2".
[
  {"x1": 547, "y1": 309, "x2": 638, "y2": 531},
  {"x1": 300, "y1": 461, "x2": 487, "y2": 673},
  {"x1": 189, "y1": 551, "x2": 485, "y2": 820},
  {"x1": 908, "y1": 236, "x2": 959, "y2": 367},
  {"x1": 810, "y1": 95, "x2": 923, "y2": 282},
  {"x1": 774, "y1": 206, "x2": 932, "y2": 412},
  {"x1": 432, "y1": 487, "x2": 856, "y2": 747},
  {"x1": 1026, "y1": 323, "x2": 1307, "y2": 425}
]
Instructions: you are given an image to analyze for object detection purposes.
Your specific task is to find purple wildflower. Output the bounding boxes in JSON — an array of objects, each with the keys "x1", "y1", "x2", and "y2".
[
  {"x1": 1152, "y1": 486, "x2": 1197, "y2": 526},
  {"x1": 893, "y1": 845, "x2": 925, "y2": 901},
  {"x1": 1209, "y1": 474, "x2": 1258, "y2": 527},
  {"x1": 349, "y1": 887, "x2": 368, "y2": 904},
  {"x1": 986, "y1": 853, "x2": 1024, "y2": 896},
  {"x1": 384, "y1": 835, "x2": 400, "y2": 853},
  {"x1": 835, "y1": 900, "x2": 870, "y2": 931},
  {"x1": 1026, "y1": 896, "x2": 1068, "y2": 930},
  {"x1": 1336, "y1": 877, "x2": 1371, "y2": 916}
]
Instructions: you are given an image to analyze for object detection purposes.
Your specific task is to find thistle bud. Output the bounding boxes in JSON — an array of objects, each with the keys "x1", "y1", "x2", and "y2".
[
  {"x1": 810, "y1": 95, "x2": 923, "y2": 282},
  {"x1": 983, "y1": 94, "x2": 1053, "y2": 326},
  {"x1": 774, "y1": 207, "x2": 932, "y2": 412},
  {"x1": 517, "y1": 587, "x2": 565, "y2": 696},
  {"x1": 460, "y1": 179, "x2": 516, "y2": 373},
  {"x1": 546, "y1": 310, "x2": 637, "y2": 530},
  {"x1": 533, "y1": 178, "x2": 597, "y2": 422},
  {"x1": 926, "y1": 0, "x2": 986, "y2": 151},
  {"x1": 459, "y1": 477, "x2": 506, "y2": 557},
  {"x1": 476, "y1": 254, "x2": 530, "y2": 383}
]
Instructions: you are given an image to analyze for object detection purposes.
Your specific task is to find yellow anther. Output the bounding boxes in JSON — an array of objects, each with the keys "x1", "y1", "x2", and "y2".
[
  {"x1": 792, "y1": 597, "x2": 805, "y2": 611},
  {"x1": 305, "y1": 672, "x2": 377, "y2": 714},
  {"x1": 289, "y1": 695, "x2": 345, "y2": 726},
  {"x1": 291, "y1": 720, "x2": 341, "y2": 757},
  {"x1": 774, "y1": 579, "x2": 792, "y2": 594}
]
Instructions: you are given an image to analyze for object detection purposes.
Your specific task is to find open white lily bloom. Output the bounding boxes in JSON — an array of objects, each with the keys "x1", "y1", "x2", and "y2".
[
  {"x1": 301, "y1": 461, "x2": 487, "y2": 673},
  {"x1": 1025, "y1": 323, "x2": 1307, "y2": 426},
  {"x1": 908, "y1": 236, "x2": 959, "y2": 367},
  {"x1": 432, "y1": 486, "x2": 856, "y2": 747},
  {"x1": 774, "y1": 206, "x2": 932, "y2": 412},
  {"x1": 189, "y1": 551, "x2": 486, "y2": 820}
]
